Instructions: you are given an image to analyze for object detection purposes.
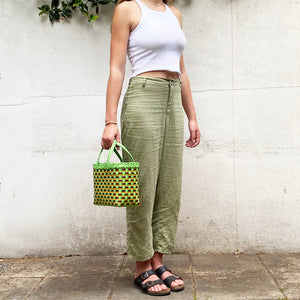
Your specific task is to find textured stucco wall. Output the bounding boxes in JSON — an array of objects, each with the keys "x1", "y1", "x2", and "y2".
[{"x1": 0, "y1": 0, "x2": 299, "y2": 258}]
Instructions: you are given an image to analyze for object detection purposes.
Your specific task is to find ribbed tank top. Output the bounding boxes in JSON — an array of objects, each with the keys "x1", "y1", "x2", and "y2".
[{"x1": 127, "y1": 0, "x2": 186, "y2": 77}]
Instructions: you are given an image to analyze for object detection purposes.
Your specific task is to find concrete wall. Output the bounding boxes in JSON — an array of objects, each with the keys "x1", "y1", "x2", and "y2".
[{"x1": 0, "y1": 0, "x2": 299, "y2": 258}]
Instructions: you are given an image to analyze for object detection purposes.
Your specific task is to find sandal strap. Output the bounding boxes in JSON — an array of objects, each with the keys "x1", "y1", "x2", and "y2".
[
  {"x1": 134, "y1": 269, "x2": 156, "y2": 285},
  {"x1": 163, "y1": 274, "x2": 182, "y2": 287},
  {"x1": 141, "y1": 278, "x2": 164, "y2": 289},
  {"x1": 154, "y1": 265, "x2": 169, "y2": 277}
]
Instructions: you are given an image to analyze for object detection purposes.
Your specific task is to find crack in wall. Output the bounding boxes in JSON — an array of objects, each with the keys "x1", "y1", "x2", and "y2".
[
  {"x1": 192, "y1": 85, "x2": 300, "y2": 93},
  {"x1": 231, "y1": 0, "x2": 239, "y2": 253},
  {"x1": 1, "y1": 85, "x2": 299, "y2": 107}
]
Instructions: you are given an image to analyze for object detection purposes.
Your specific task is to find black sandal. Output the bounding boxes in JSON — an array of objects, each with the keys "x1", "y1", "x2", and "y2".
[
  {"x1": 154, "y1": 265, "x2": 185, "y2": 292},
  {"x1": 134, "y1": 269, "x2": 171, "y2": 296}
]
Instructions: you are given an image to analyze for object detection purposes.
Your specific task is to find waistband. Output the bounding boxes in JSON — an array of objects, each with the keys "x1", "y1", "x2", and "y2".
[{"x1": 129, "y1": 76, "x2": 182, "y2": 87}]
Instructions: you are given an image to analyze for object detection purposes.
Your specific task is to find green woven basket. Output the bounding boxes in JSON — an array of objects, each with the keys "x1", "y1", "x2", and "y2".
[{"x1": 93, "y1": 139, "x2": 140, "y2": 207}]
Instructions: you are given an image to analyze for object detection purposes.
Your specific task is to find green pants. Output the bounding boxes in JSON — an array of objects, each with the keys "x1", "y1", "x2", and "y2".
[{"x1": 120, "y1": 76, "x2": 184, "y2": 261}]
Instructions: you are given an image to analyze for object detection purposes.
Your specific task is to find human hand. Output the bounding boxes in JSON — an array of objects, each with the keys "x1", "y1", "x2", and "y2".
[
  {"x1": 185, "y1": 119, "x2": 200, "y2": 147},
  {"x1": 101, "y1": 124, "x2": 121, "y2": 150}
]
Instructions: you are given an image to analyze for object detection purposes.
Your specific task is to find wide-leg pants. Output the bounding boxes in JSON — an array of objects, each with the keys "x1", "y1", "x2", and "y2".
[{"x1": 120, "y1": 76, "x2": 184, "y2": 261}]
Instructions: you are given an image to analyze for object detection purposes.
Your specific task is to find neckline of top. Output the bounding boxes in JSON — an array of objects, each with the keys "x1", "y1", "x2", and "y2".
[{"x1": 135, "y1": 0, "x2": 168, "y2": 14}]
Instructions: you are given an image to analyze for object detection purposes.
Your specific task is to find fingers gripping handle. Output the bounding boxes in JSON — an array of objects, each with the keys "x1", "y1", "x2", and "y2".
[
  {"x1": 114, "y1": 141, "x2": 135, "y2": 162},
  {"x1": 97, "y1": 139, "x2": 135, "y2": 163}
]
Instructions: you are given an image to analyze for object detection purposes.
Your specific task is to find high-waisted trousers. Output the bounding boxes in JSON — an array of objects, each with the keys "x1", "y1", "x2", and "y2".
[{"x1": 120, "y1": 76, "x2": 184, "y2": 261}]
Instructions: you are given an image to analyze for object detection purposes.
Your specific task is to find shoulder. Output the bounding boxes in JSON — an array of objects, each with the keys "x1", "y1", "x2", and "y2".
[
  {"x1": 115, "y1": 0, "x2": 139, "y2": 15},
  {"x1": 168, "y1": 5, "x2": 182, "y2": 26},
  {"x1": 113, "y1": 1, "x2": 140, "y2": 26}
]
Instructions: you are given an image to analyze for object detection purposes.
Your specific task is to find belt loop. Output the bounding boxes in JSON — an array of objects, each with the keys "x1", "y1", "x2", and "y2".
[{"x1": 142, "y1": 78, "x2": 147, "y2": 87}]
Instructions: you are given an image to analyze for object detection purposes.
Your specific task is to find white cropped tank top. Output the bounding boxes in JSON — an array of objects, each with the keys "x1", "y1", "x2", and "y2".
[{"x1": 127, "y1": 0, "x2": 186, "y2": 77}]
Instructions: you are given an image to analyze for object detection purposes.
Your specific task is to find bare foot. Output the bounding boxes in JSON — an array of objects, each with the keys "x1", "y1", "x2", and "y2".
[
  {"x1": 151, "y1": 264, "x2": 184, "y2": 288},
  {"x1": 151, "y1": 252, "x2": 184, "y2": 288},
  {"x1": 134, "y1": 271, "x2": 169, "y2": 292}
]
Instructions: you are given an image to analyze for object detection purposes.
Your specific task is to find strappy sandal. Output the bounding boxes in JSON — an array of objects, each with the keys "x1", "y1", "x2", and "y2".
[
  {"x1": 154, "y1": 265, "x2": 185, "y2": 292},
  {"x1": 134, "y1": 269, "x2": 171, "y2": 296}
]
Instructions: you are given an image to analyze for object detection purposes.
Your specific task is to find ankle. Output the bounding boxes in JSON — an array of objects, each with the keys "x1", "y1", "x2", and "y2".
[
  {"x1": 151, "y1": 261, "x2": 163, "y2": 271},
  {"x1": 150, "y1": 254, "x2": 163, "y2": 271},
  {"x1": 135, "y1": 260, "x2": 152, "y2": 278}
]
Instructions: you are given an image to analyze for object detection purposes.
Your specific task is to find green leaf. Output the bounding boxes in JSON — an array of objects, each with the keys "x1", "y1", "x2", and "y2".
[
  {"x1": 62, "y1": 9, "x2": 72, "y2": 17},
  {"x1": 41, "y1": 4, "x2": 50, "y2": 11},
  {"x1": 90, "y1": 15, "x2": 99, "y2": 20},
  {"x1": 81, "y1": 9, "x2": 89, "y2": 17},
  {"x1": 73, "y1": 0, "x2": 81, "y2": 7},
  {"x1": 51, "y1": 0, "x2": 59, "y2": 8},
  {"x1": 38, "y1": 0, "x2": 106, "y2": 23}
]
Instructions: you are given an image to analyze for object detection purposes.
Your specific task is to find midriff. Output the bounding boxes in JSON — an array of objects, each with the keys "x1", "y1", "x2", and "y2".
[{"x1": 136, "y1": 70, "x2": 180, "y2": 79}]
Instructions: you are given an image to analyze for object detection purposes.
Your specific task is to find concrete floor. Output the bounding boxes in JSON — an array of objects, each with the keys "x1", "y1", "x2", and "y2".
[{"x1": 0, "y1": 253, "x2": 299, "y2": 300}]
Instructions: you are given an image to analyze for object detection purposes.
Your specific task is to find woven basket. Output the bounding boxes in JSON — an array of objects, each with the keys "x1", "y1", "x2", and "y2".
[{"x1": 93, "y1": 139, "x2": 140, "y2": 207}]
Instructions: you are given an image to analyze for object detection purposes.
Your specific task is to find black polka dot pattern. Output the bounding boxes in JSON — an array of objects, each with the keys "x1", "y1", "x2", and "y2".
[{"x1": 93, "y1": 166, "x2": 140, "y2": 207}]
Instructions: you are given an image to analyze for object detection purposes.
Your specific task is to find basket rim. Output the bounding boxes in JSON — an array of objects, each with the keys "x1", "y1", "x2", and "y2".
[{"x1": 93, "y1": 161, "x2": 139, "y2": 170}]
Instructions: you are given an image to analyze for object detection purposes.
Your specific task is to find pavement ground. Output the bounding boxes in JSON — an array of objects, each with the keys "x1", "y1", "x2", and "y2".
[{"x1": 0, "y1": 252, "x2": 299, "y2": 300}]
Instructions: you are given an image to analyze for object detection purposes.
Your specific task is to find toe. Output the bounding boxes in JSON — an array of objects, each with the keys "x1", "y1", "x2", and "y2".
[
  {"x1": 171, "y1": 279, "x2": 183, "y2": 287},
  {"x1": 171, "y1": 281, "x2": 179, "y2": 287},
  {"x1": 176, "y1": 279, "x2": 184, "y2": 285}
]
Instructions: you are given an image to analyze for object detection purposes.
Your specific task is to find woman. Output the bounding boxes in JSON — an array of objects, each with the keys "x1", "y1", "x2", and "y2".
[{"x1": 101, "y1": 0, "x2": 200, "y2": 296}]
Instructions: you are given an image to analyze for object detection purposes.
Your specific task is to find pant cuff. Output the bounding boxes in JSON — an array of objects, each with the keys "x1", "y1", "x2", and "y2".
[
  {"x1": 153, "y1": 246, "x2": 175, "y2": 255},
  {"x1": 126, "y1": 249, "x2": 155, "y2": 262}
]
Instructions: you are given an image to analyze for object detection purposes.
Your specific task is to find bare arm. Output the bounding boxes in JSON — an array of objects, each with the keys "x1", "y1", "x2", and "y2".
[
  {"x1": 180, "y1": 54, "x2": 196, "y2": 121},
  {"x1": 101, "y1": 3, "x2": 132, "y2": 149},
  {"x1": 170, "y1": 6, "x2": 201, "y2": 147}
]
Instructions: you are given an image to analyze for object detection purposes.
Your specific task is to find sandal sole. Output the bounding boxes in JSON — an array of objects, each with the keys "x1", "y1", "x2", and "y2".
[
  {"x1": 170, "y1": 285, "x2": 185, "y2": 292},
  {"x1": 134, "y1": 281, "x2": 171, "y2": 296},
  {"x1": 148, "y1": 289, "x2": 171, "y2": 296},
  {"x1": 154, "y1": 265, "x2": 185, "y2": 293}
]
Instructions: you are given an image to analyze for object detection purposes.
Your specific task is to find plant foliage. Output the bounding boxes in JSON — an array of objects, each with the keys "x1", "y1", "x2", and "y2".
[{"x1": 38, "y1": 0, "x2": 118, "y2": 23}]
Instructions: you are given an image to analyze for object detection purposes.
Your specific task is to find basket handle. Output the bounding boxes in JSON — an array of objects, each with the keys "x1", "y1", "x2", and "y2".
[{"x1": 96, "y1": 139, "x2": 135, "y2": 163}]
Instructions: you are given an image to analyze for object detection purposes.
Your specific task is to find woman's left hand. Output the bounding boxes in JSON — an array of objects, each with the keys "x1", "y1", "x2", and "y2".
[{"x1": 185, "y1": 119, "x2": 201, "y2": 148}]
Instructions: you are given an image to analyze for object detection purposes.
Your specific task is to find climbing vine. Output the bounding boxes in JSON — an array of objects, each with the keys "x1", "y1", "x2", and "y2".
[{"x1": 38, "y1": 0, "x2": 118, "y2": 23}]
